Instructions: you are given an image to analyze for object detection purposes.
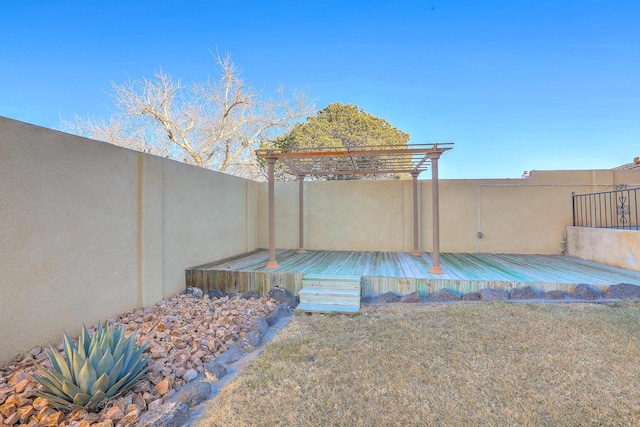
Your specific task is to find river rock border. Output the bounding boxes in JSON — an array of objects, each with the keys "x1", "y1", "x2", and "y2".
[{"x1": 362, "y1": 283, "x2": 640, "y2": 305}]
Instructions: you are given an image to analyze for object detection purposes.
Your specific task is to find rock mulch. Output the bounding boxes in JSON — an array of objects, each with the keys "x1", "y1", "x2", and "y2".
[
  {"x1": 0, "y1": 287, "x2": 295, "y2": 427},
  {"x1": 365, "y1": 283, "x2": 640, "y2": 304}
]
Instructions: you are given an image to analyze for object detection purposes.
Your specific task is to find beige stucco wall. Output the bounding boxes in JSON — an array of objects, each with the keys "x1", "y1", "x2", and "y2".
[
  {"x1": 0, "y1": 117, "x2": 257, "y2": 364},
  {"x1": 258, "y1": 180, "x2": 410, "y2": 251},
  {"x1": 257, "y1": 169, "x2": 640, "y2": 254},
  {"x1": 1, "y1": 115, "x2": 638, "y2": 364},
  {"x1": 161, "y1": 158, "x2": 258, "y2": 295},
  {"x1": 565, "y1": 226, "x2": 640, "y2": 272}
]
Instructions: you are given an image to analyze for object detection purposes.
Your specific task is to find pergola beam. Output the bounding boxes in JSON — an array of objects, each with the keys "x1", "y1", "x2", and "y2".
[
  {"x1": 287, "y1": 168, "x2": 425, "y2": 176},
  {"x1": 260, "y1": 143, "x2": 452, "y2": 159}
]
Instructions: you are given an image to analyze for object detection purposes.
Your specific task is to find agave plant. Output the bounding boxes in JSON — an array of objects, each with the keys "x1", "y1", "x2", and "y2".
[{"x1": 31, "y1": 323, "x2": 150, "y2": 411}]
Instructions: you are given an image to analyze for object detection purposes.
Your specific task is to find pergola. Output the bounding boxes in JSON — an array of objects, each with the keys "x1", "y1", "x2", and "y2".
[{"x1": 255, "y1": 143, "x2": 454, "y2": 274}]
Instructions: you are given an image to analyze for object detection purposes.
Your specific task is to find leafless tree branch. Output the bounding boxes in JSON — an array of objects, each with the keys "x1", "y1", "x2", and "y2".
[{"x1": 61, "y1": 54, "x2": 315, "y2": 179}]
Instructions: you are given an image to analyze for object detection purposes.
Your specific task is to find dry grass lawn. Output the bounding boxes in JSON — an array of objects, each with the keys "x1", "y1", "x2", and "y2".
[{"x1": 195, "y1": 302, "x2": 640, "y2": 426}]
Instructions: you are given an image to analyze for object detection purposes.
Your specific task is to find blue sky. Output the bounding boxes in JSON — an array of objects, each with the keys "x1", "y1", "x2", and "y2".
[{"x1": 1, "y1": 0, "x2": 638, "y2": 179}]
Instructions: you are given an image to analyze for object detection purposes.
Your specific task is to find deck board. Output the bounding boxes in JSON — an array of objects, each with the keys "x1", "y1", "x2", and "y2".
[{"x1": 186, "y1": 249, "x2": 640, "y2": 297}]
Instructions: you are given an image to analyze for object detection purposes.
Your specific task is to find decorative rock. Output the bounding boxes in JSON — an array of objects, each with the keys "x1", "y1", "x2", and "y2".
[
  {"x1": 191, "y1": 350, "x2": 206, "y2": 362},
  {"x1": 36, "y1": 407, "x2": 56, "y2": 423},
  {"x1": 572, "y1": 284, "x2": 602, "y2": 300},
  {"x1": 92, "y1": 420, "x2": 115, "y2": 427},
  {"x1": 429, "y1": 289, "x2": 462, "y2": 302},
  {"x1": 480, "y1": 288, "x2": 509, "y2": 302},
  {"x1": 41, "y1": 411, "x2": 66, "y2": 426},
  {"x1": 462, "y1": 292, "x2": 481, "y2": 301},
  {"x1": 163, "y1": 389, "x2": 177, "y2": 402},
  {"x1": 147, "y1": 399, "x2": 163, "y2": 412},
  {"x1": 147, "y1": 371, "x2": 164, "y2": 385},
  {"x1": 237, "y1": 317, "x2": 269, "y2": 353},
  {"x1": 204, "y1": 362, "x2": 227, "y2": 381},
  {"x1": 207, "y1": 289, "x2": 226, "y2": 299},
  {"x1": 264, "y1": 312, "x2": 280, "y2": 326},
  {"x1": 268, "y1": 287, "x2": 298, "y2": 309},
  {"x1": 137, "y1": 401, "x2": 190, "y2": 427},
  {"x1": 133, "y1": 393, "x2": 148, "y2": 410},
  {"x1": 0, "y1": 402, "x2": 17, "y2": 417},
  {"x1": 241, "y1": 290, "x2": 260, "y2": 300},
  {"x1": 13, "y1": 379, "x2": 28, "y2": 394},
  {"x1": 154, "y1": 379, "x2": 171, "y2": 396},
  {"x1": 0, "y1": 389, "x2": 10, "y2": 406},
  {"x1": 606, "y1": 283, "x2": 640, "y2": 299},
  {"x1": 119, "y1": 407, "x2": 140, "y2": 426},
  {"x1": 360, "y1": 295, "x2": 375, "y2": 304},
  {"x1": 275, "y1": 302, "x2": 292, "y2": 317},
  {"x1": 252, "y1": 317, "x2": 269, "y2": 335},
  {"x1": 176, "y1": 381, "x2": 212, "y2": 408},
  {"x1": 378, "y1": 292, "x2": 401, "y2": 303},
  {"x1": 28, "y1": 346, "x2": 41, "y2": 358},
  {"x1": 510, "y1": 286, "x2": 539, "y2": 300},
  {"x1": 267, "y1": 287, "x2": 292, "y2": 303},
  {"x1": 17, "y1": 405, "x2": 34, "y2": 424},
  {"x1": 4, "y1": 411, "x2": 20, "y2": 425},
  {"x1": 219, "y1": 346, "x2": 245, "y2": 365},
  {"x1": 182, "y1": 368, "x2": 199, "y2": 382},
  {"x1": 239, "y1": 329, "x2": 264, "y2": 353},
  {"x1": 3, "y1": 395, "x2": 18, "y2": 407},
  {"x1": 181, "y1": 286, "x2": 204, "y2": 299},
  {"x1": 32, "y1": 397, "x2": 48, "y2": 410},
  {"x1": 399, "y1": 291, "x2": 422, "y2": 303},
  {"x1": 84, "y1": 412, "x2": 101, "y2": 424},
  {"x1": 544, "y1": 290, "x2": 567, "y2": 300},
  {"x1": 104, "y1": 405, "x2": 125, "y2": 421}
]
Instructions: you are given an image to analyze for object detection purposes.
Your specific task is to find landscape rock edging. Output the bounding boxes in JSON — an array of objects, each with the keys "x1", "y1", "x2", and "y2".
[
  {"x1": 361, "y1": 283, "x2": 640, "y2": 305},
  {"x1": 137, "y1": 294, "x2": 294, "y2": 427}
]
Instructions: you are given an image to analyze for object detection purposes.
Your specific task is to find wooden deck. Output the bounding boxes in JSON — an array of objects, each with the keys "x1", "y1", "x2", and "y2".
[{"x1": 186, "y1": 249, "x2": 640, "y2": 297}]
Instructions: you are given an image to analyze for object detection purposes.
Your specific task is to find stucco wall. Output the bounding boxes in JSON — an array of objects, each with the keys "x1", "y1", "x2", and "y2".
[
  {"x1": 1, "y1": 115, "x2": 638, "y2": 364},
  {"x1": 0, "y1": 117, "x2": 257, "y2": 364},
  {"x1": 566, "y1": 226, "x2": 640, "y2": 272},
  {"x1": 257, "y1": 170, "x2": 640, "y2": 254}
]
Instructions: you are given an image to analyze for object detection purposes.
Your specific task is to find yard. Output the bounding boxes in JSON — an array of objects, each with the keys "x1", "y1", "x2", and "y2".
[{"x1": 196, "y1": 301, "x2": 640, "y2": 426}]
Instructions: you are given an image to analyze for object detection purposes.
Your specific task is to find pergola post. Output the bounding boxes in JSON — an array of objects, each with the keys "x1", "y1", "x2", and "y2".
[
  {"x1": 410, "y1": 171, "x2": 421, "y2": 256},
  {"x1": 266, "y1": 157, "x2": 279, "y2": 269},
  {"x1": 428, "y1": 152, "x2": 444, "y2": 274},
  {"x1": 296, "y1": 174, "x2": 306, "y2": 253}
]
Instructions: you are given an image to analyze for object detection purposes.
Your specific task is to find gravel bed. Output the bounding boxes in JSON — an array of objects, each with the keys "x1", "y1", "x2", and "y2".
[{"x1": 0, "y1": 291, "x2": 280, "y2": 426}]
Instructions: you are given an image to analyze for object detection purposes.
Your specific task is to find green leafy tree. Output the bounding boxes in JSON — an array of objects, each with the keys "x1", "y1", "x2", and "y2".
[{"x1": 265, "y1": 102, "x2": 410, "y2": 180}]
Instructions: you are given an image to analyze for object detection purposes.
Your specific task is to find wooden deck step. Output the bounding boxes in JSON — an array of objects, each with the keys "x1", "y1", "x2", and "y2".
[
  {"x1": 297, "y1": 274, "x2": 362, "y2": 313},
  {"x1": 299, "y1": 288, "x2": 361, "y2": 306},
  {"x1": 296, "y1": 303, "x2": 360, "y2": 313},
  {"x1": 302, "y1": 274, "x2": 361, "y2": 290}
]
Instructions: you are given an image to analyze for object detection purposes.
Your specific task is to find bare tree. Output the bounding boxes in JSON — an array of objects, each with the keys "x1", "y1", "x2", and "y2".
[{"x1": 61, "y1": 54, "x2": 314, "y2": 179}]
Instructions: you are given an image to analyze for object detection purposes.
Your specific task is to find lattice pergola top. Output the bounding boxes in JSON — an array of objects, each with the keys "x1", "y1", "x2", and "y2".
[{"x1": 256, "y1": 143, "x2": 454, "y2": 177}]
